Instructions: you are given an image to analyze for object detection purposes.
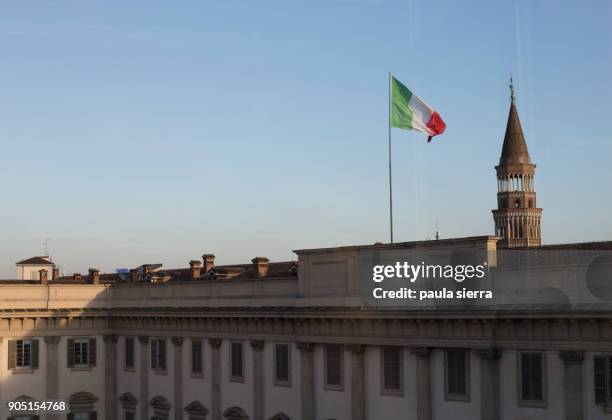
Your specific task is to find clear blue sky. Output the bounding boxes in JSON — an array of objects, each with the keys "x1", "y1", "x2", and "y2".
[{"x1": 1, "y1": 0, "x2": 611, "y2": 277}]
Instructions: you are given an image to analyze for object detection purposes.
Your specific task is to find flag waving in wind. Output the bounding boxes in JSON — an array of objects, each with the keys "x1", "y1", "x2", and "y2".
[{"x1": 391, "y1": 76, "x2": 446, "y2": 142}]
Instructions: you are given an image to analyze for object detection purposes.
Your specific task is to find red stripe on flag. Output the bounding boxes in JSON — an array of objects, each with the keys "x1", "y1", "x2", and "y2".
[{"x1": 426, "y1": 112, "x2": 446, "y2": 142}]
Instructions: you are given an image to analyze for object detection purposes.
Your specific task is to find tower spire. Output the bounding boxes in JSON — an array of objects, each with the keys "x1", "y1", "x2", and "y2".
[{"x1": 492, "y1": 78, "x2": 542, "y2": 248}]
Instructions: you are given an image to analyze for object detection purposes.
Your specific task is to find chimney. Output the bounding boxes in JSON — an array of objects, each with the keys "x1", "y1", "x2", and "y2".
[
  {"x1": 39, "y1": 269, "x2": 48, "y2": 285},
  {"x1": 251, "y1": 257, "x2": 269, "y2": 279},
  {"x1": 88, "y1": 268, "x2": 100, "y2": 285},
  {"x1": 73, "y1": 273, "x2": 82, "y2": 282},
  {"x1": 52, "y1": 267, "x2": 60, "y2": 280},
  {"x1": 202, "y1": 254, "x2": 215, "y2": 272},
  {"x1": 189, "y1": 260, "x2": 202, "y2": 279}
]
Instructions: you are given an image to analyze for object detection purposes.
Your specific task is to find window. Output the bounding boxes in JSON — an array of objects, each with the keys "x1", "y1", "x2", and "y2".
[
  {"x1": 230, "y1": 342, "x2": 244, "y2": 381},
  {"x1": 74, "y1": 339, "x2": 89, "y2": 366},
  {"x1": 12, "y1": 339, "x2": 38, "y2": 369},
  {"x1": 192, "y1": 339, "x2": 203, "y2": 375},
  {"x1": 325, "y1": 344, "x2": 343, "y2": 389},
  {"x1": 67, "y1": 338, "x2": 96, "y2": 368},
  {"x1": 594, "y1": 355, "x2": 612, "y2": 406},
  {"x1": 381, "y1": 346, "x2": 402, "y2": 394},
  {"x1": 274, "y1": 343, "x2": 291, "y2": 386},
  {"x1": 125, "y1": 337, "x2": 135, "y2": 369},
  {"x1": 184, "y1": 401, "x2": 208, "y2": 419},
  {"x1": 445, "y1": 349, "x2": 469, "y2": 401},
  {"x1": 518, "y1": 351, "x2": 545, "y2": 406},
  {"x1": 16, "y1": 340, "x2": 32, "y2": 367},
  {"x1": 151, "y1": 338, "x2": 166, "y2": 371},
  {"x1": 119, "y1": 392, "x2": 138, "y2": 418}
]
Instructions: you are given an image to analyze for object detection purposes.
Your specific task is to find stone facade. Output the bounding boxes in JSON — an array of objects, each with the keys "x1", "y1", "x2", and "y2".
[{"x1": 0, "y1": 236, "x2": 611, "y2": 420}]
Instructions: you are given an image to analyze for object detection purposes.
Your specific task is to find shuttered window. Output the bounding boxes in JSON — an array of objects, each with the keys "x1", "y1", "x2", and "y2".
[
  {"x1": 124, "y1": 337, "x2": 135, "y2": 369},
  {"x1": 594, "y1": 355, "x2": 612, "y2": 405},
  {"x1": 8, "y1": 339, "x2": 39, "y2": 370},
  {"x1": 151, "y1": 338, "x2": 166, "y2": 371},
  {"x1": 274, "y1": 343, "x2": 290, "y2": 385},
  {"x1": 382, "y1": 346, "x2": 402, "y2": 393},
  {"x1": 519, "y1": 352, "x2": 545, "y2": 404},
  {"x1": 445, "y1": 349, "x2": 469, "y2": 400},
  {"x1": 67, "y1": 338, "x2": 96, "y2": 368},
  {"x1": 325, "y1": 344, "x2": 343, "y2": 389},
  {"x1": 230, "y1": 342, "x2": 244, "y2": 380},
  {"x1": 191, "y1": 339, "x2": 203, "y2": 375}
]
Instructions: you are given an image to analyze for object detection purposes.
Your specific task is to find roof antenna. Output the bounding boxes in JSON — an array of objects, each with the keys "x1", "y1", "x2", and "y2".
[
  {"x1": 435, "y1": 220, "x2": 440, "y2": 240},
  {"x1": 43, "y1": 238, "x2": 49, "y2": 258},
  {"x1": 509, "y1": 75, "x2": 515, "y2": 104}
]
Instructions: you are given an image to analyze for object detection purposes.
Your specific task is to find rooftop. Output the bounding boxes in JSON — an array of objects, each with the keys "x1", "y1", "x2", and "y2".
[{"x1": 15, "y1": 256, "x2": 54, "y2": 266}]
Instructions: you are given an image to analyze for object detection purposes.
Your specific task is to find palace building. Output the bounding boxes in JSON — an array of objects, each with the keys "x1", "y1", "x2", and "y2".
[{"x1": 0, "y1": 92, "x2": 611, "y2": 420}]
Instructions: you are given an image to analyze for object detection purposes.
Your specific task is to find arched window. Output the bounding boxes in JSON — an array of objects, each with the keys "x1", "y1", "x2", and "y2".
[
  {"x1": 67, "y1": 392, "x2": 98, "y2": 420},
  {"x1": 119, "y1": 392, "x2": 138, "y2": 420},
  {"x1": 150, "y1": 396, "x2": 171, "y2": 420},
  {"x1": 223, "y1": 406, "x2": 249, "y2": 420},
  {"x1": 185, "y1": 401, "x2": 209, "y2": 420}
]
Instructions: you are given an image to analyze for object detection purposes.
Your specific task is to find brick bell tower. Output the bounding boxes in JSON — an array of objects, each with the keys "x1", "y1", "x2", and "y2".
[{"x1": 492, "y1": 78, "x2": 542, "y2": 248}]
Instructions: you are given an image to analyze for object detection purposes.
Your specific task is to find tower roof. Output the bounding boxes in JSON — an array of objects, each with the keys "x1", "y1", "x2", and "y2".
[{"x1": 499, "y1": 101, "x2": 531, "y2": 165}]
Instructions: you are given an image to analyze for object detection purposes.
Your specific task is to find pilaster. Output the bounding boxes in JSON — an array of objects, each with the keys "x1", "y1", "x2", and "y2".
[
  {"x1": 347, "y1": 344, "x2": 366, "y2": 420},
  {"x1": 478, "y1": 347, "x2": 502, "y2": 420},
  {"x1": 298, "y1": 342, "x2": 315, "y2": 420},
  {"x1": 209, "y1": 338, "x2": 222, "y2": 420},
  {"x1": 411, "y1": 346, "x2": 432, "y2": 420},
  {"x1": 560, "y1": 350, "x2": 584, "y2": 420},
  {"x1": 250, "y1": 339, "x2": 265, "y2": 420},
  {"x1": 44, "y1": 335, "x2": 61, "y2": 420},
  {"x1": 103, "y1": 334, "x2": 118, "y2": 420},
  {"x1": 138, "y1": 336, "x2": 149, "y2": 420},
  {"x1": 172, "y1": 337, "x2": 184, "y2": 420}
]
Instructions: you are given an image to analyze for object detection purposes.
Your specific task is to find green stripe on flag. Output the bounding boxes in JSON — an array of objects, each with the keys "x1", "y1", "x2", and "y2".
[{"x1": 391, "y1": 76, "x2": 413, "y2": 130}]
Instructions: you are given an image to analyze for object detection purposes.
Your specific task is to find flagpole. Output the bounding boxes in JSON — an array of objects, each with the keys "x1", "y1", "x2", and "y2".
[{"x1": 388, "y1": 72, "x2": 394, "y2": 244}]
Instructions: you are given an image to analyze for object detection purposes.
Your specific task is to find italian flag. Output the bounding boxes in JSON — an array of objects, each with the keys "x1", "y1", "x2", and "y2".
[{"x1": 391, "y1": 76, "x2": 446, "y2": 142}]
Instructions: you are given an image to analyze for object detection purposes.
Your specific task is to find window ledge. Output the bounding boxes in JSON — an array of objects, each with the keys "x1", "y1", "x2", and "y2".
[
  {"x1": 153, "y1": 369, "x2": 168, "y2": 376},
  {"x1": 381, "y1": 388, "x2": 404, "y2": 397},
  {"x1": 71, "y1": 366, "x2": 93, "y2": 372},
  {"x1": 324, "y1": 384, "x2": 344, "y2": 392},
  {"x1": 274, "y1": 380, "x2": 292, "y2": 388},
  {"x1": 518, "y1": 400, "x2": 547, "y2": 409},
  {"x1": 11, "y1": 368, "x2": 35, "y2": 374},
  {"x1": 123, "y1": 367, "x2": 136, "y2": 373},
  {"x1": 229, "y1": 376, "x2": 245, "y2": 383},
  {"x1": 190, "y1": 372, "x2": 204, "y2": 378},
  {"x1": 444, "y1": 394, "x2": 471, "y2": 403}
]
